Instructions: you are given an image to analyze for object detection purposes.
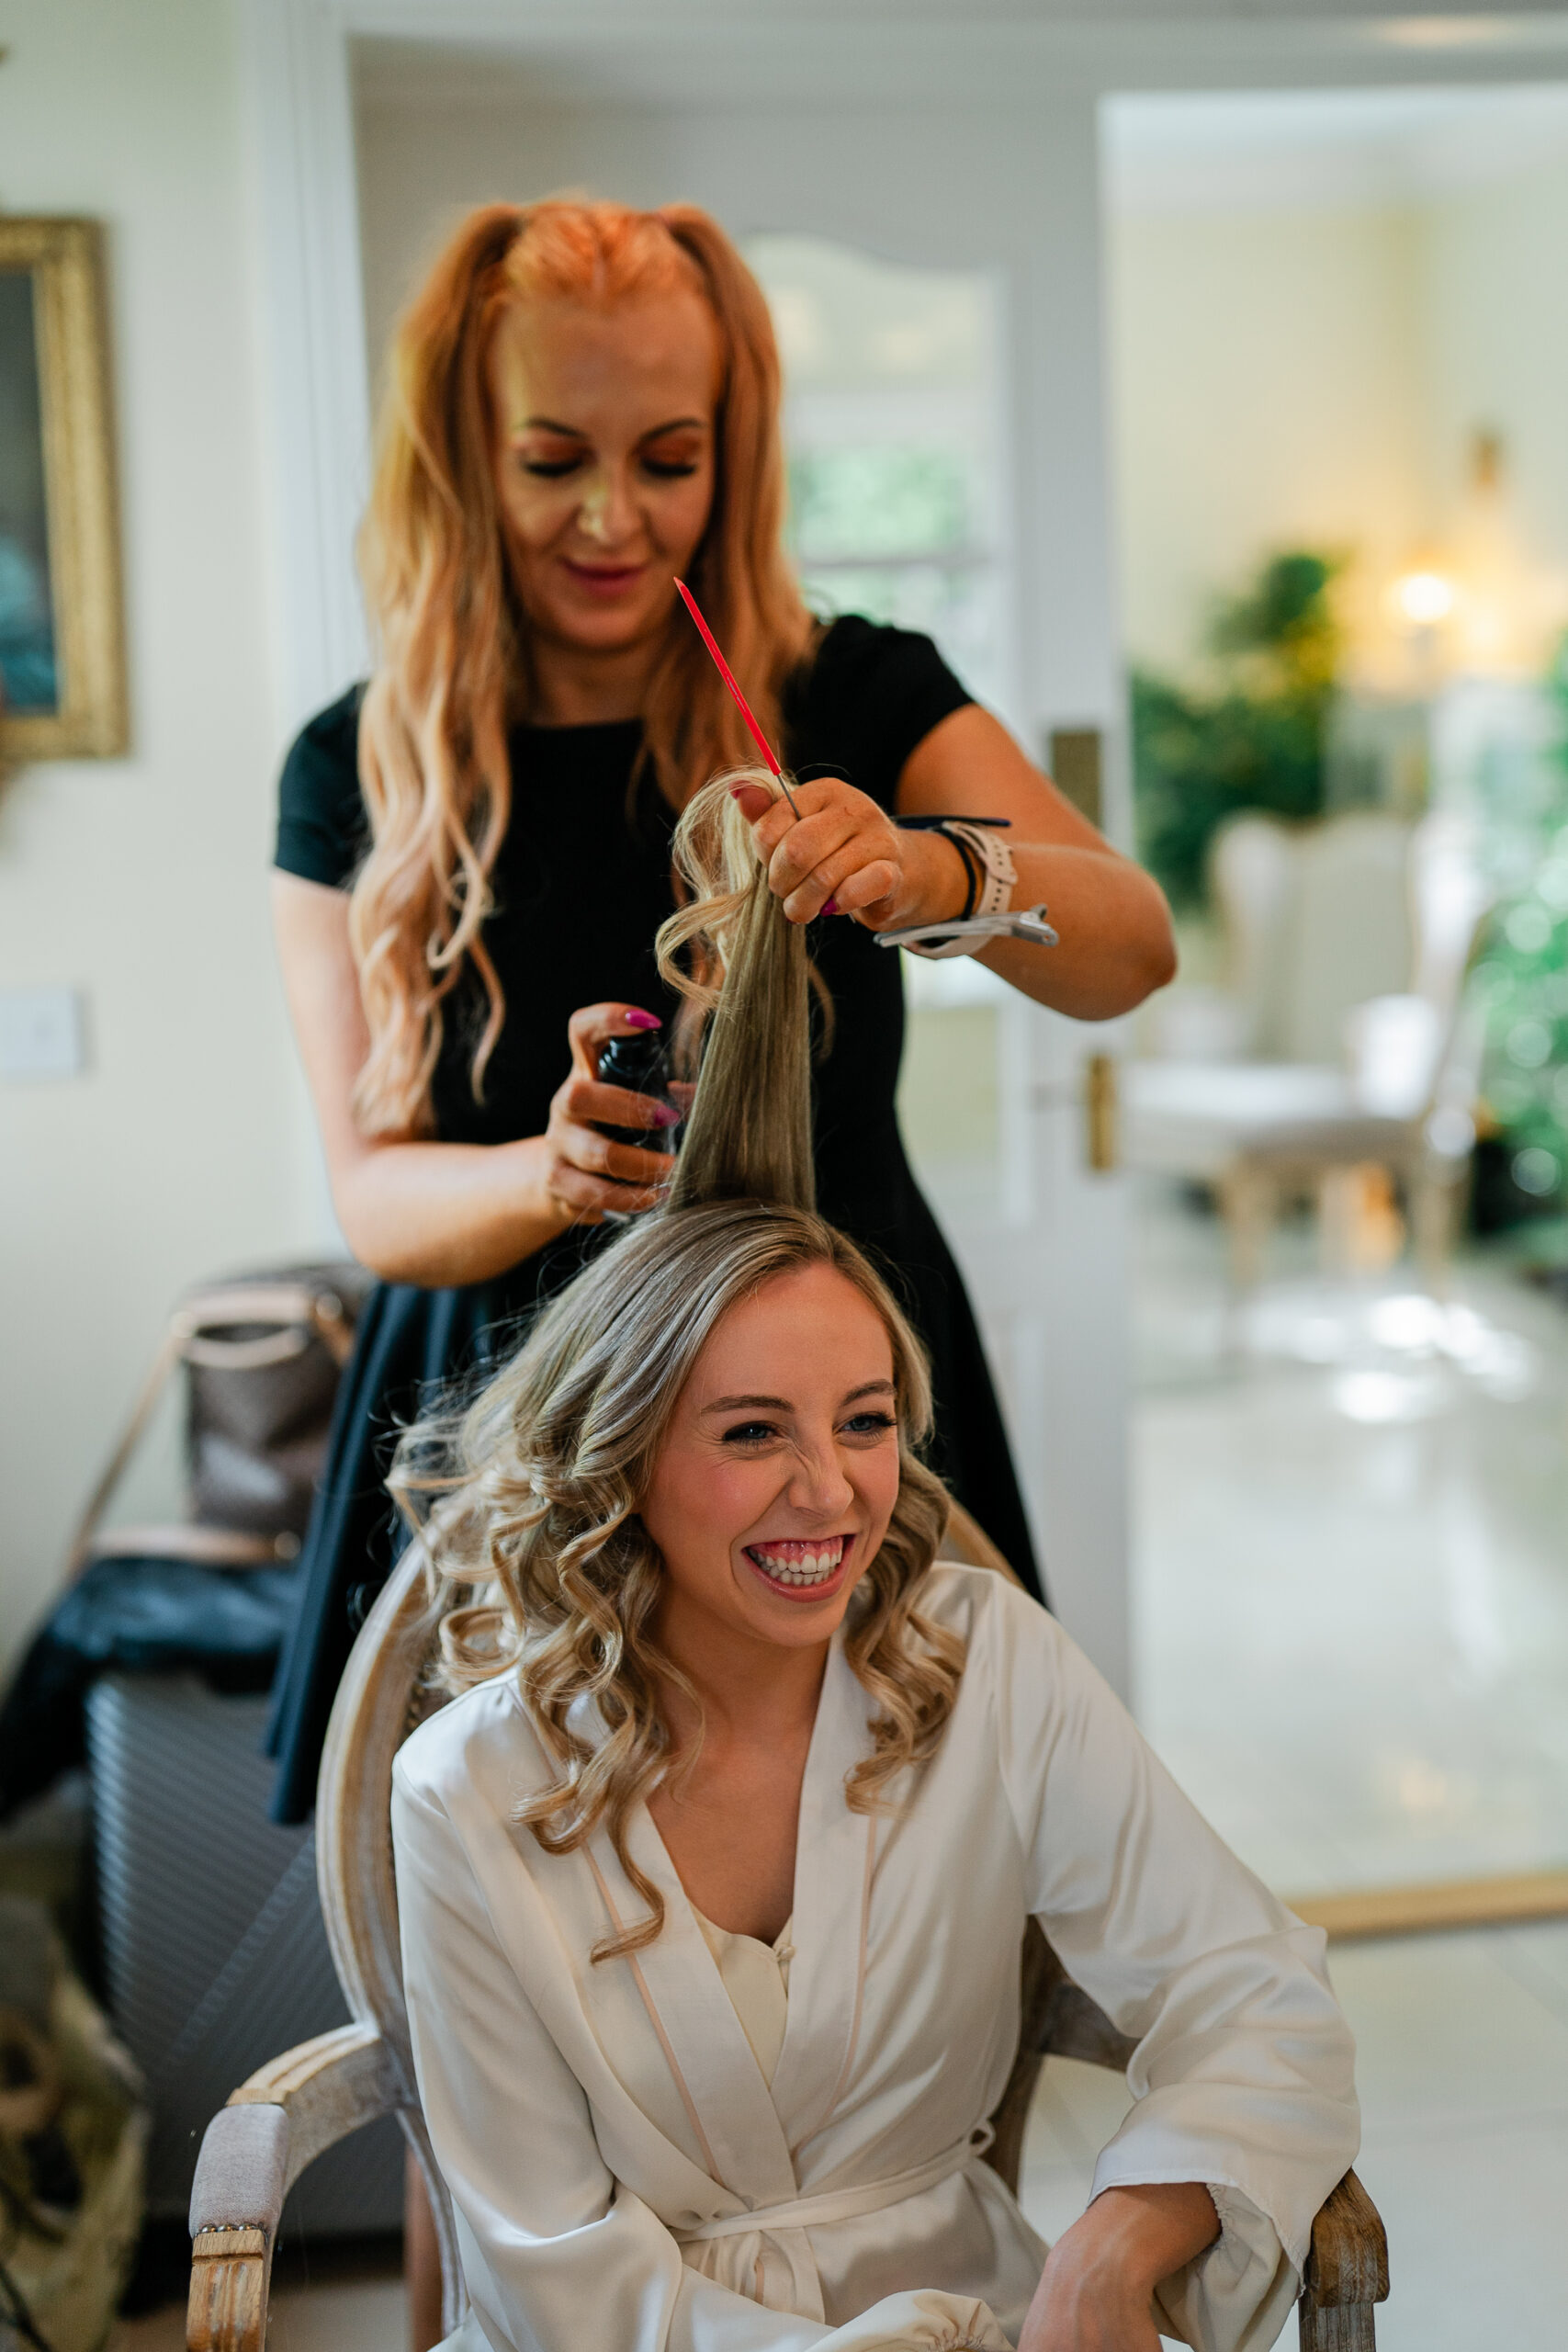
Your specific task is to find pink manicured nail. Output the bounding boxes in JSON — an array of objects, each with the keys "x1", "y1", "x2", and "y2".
[
  {"x1": 648, "y1": 1102, "x2": 682, "y2": 1127},
  {"x1": 821, "y1": 899, "x2": 840, "y2": 917},
  {"x1": 728, "y1": 785, "x2": 747, "y2": 799},
  {"x1": 625, "y1": 1009, "x2": 661, "y2": 1030}
]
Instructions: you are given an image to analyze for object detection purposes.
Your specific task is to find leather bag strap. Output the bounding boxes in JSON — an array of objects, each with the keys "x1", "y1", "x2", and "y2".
[{"x1": 63, "y1": 1323, "x2": 186, "y2": 1578}]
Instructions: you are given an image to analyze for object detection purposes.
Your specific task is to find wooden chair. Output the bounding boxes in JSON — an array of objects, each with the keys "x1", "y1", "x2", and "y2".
[{"x1": 185, "y1": 1509, "x2": 1389, "y2": 2352}]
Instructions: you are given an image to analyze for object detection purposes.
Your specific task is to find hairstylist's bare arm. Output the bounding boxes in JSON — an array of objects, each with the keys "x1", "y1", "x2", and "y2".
[
  {"x1": 1019, "y1": 2182, "x2": 1220, "y2": 2351},
  {"x1": 738, "y1": 705, "x2": 1175, "y2": 1021},
  {"x1": 898, "y1": 706, "x2": 1175, "y2": 1017},
  {"x1": 272, "y1": 874, "x2": 673, "y2": 1287}
]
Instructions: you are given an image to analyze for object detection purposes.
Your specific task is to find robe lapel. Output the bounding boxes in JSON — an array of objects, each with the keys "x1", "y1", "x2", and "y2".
[
  {"x1": 766, "y1": 1633, "x2": 879, "y2": 2163},
  {"x1": 588, "y1": 1806, "x2": 798, "y2": 2206}
]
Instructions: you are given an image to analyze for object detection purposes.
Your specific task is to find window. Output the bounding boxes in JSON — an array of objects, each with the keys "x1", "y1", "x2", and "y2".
[{"x1": 748, "y1": 236, "x2": 1014, "y2": 718}]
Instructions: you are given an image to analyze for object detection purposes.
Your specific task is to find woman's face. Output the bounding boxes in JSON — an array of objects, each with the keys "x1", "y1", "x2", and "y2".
[
  {"x1": 488, "y1": 289, "x2": 720, "y2": 661},
  {"x1": 639, "y1": 1262, "x2": 904, "y2": 1656}
]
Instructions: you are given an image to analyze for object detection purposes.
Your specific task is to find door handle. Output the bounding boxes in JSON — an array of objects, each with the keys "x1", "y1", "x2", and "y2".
[
  {"x1": 1085, "y1": 1052, "x2": 1118, "y2": 1173},
  {"x1": 1025, "y1": 1056, "x2": 1120, "y2": 1171}
]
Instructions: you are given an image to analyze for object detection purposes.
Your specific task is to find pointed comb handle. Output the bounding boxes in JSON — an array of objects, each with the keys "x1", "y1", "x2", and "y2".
[{"x1": 674, "y1": 580, "x2": 801, "y2": 818}]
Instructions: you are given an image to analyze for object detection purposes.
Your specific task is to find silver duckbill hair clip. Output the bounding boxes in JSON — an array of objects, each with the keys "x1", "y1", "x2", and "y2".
[{"x1": 875, "y1": 905, "x2": 1059, "y2": 960}]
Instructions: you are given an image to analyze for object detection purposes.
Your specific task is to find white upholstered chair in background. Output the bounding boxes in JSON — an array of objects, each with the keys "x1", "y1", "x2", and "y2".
[{"x1": 1126, "y1": 809, "x2": 1492, "y2": 1291}]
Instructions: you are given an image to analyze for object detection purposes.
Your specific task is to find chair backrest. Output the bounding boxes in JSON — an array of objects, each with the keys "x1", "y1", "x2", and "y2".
[
  {"x1": 310, "y1": 1502, "x2": 1069, "y2": 2314},
  {"x1": 1213, "y1": 811, "x2": 1417, "y2": 1065},
  {"x1": 314, "y1": 1543, "x2": 465, "y2": 2311},
  {"x1": 1210, "y1": 806, "x2": 1491, "y2": 1088},
  {"x1": 1209, "y1": 816, "x2": 1298, "y2": 1057},
  {"x1": 1407, "y1": 809, "x2": 1491, "y2": 1031}
]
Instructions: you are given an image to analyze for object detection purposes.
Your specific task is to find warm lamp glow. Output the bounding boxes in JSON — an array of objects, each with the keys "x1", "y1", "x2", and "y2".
[{"x1": 1393, "y1": 569, "x2": 1457, "y2": 628}]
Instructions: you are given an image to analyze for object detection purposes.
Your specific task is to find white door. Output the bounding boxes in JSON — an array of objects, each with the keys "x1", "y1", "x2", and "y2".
[{"x1": 252, "y1": 17, "x2": 1134, "y2": 1694}]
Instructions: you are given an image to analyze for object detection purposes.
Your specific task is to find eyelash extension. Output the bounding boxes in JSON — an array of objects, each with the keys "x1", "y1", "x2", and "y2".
[{"x1": 521, "y1": 458, "x2": 583, "y2": 479}]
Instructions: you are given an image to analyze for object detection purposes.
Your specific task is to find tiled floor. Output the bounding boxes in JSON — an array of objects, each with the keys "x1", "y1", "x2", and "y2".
[{"x1": 1132, "y1": 1184, "x2": 1568, "y2": 1895}]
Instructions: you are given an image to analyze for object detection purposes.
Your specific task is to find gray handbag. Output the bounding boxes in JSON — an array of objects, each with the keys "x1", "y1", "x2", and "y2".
[{"x1": 66, "y1": 1266, "x2": 371, "y2": 1572}]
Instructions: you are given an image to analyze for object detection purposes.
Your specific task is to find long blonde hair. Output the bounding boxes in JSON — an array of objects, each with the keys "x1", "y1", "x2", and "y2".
[
  {"x1": 351, "y1": 198, "x2": 817, "y2": 1137},
  {"x1": 393, "y1": 778, "x2": 964, "y2": 1960}
]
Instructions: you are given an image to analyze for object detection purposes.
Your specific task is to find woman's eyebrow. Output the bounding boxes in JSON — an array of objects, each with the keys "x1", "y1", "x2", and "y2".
[
  {"x1": 512, "y1": 414, "x2": 706, "y2": 442},
  {"x1": 701, "y1": 1378, "x2": 895, "y2": 1417}
]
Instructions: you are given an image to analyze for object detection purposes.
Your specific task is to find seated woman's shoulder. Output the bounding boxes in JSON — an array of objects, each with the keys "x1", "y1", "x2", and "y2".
[
  {"x1": 920, "y1": 1555, "x2": 1056, "y2": 1645},
  {"x1": 392, "y1": 1673, "x2": 554, "y2": 1818}
]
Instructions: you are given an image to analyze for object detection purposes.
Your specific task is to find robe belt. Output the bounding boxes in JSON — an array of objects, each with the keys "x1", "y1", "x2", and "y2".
[{"x1": 673, "y1": 2124, "x2": 995, "y2": 2246}]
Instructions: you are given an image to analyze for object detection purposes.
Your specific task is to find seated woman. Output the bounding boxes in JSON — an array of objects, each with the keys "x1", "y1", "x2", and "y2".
[{"x1": 389, "y1": 779, "x2": 1359, "y2": 2352}]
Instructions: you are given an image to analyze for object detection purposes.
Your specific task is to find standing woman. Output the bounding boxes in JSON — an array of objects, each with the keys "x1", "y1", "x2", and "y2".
[{"x1": 266, "y1": 198, "x2": 1173, "y2": 1823}]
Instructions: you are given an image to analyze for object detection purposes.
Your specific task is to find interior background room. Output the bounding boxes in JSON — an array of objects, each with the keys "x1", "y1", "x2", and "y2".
[{"x1": 1101, "y1": 85, "x2": 1568, "y2": 1906}]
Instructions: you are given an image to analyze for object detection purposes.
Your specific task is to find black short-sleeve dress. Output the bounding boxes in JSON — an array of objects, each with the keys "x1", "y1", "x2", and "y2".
[{"x1": 265, "y1": 616, "x2": 1043, "y2": 1820}]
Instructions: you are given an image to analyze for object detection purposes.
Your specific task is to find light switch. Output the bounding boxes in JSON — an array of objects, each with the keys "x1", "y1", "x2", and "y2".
[{"x1": 0, "y1": 986, "x2": 86, "y2": 1079}]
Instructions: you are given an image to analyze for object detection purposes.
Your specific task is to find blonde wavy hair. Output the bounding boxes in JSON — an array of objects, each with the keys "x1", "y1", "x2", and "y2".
[
  {"x1": 392, "y1": 775, "x2": 964, "y2": 1961},
  {"x1": 351, "y1": 198, "x2": 817, "y2": 1137}
]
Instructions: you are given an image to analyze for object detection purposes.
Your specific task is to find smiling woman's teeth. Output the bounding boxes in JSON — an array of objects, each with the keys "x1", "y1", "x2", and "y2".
[{"x1": 746, "y1": 1537, "x2": 847, "y2": 1588}]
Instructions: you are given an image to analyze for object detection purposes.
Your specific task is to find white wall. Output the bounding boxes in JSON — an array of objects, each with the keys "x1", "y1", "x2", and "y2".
[
  {"x1": 0, "y1": 0, "x2": 321, "y2": 1674},
  {"x1": 1421, "y1": 156, "x2": 1568, "y2": 582},
  {"x1": 1107, "y1": 119, "x2": 1568, "y2": 681},
  {"x1": 1108, "y1": 202, "x2": 1429, "y2": 673}
]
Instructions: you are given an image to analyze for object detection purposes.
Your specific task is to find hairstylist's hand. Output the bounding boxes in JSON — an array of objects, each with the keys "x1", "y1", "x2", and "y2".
[
  {"x1": 729, "y1": 777, "x2": 967, "y2": 933},
  {"x1": 532, "y1": 1004, "x2": 680, "y2": 1227}
]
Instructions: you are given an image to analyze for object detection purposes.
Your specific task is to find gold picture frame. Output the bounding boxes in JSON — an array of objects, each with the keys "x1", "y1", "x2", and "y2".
[{"x1": 0, "y1": 217, "x2": 127, "y2": 759}]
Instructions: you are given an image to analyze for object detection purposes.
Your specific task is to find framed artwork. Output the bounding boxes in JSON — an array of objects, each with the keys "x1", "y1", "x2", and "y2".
[{"x1": 0, "y1": 218, "x2": 127, "y2": 760}]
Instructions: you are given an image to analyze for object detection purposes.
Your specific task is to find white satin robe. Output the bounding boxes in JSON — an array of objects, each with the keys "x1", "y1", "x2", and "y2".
[{"x1": 391, "y1": 1565, "x2": 1359, "y2": 2352}]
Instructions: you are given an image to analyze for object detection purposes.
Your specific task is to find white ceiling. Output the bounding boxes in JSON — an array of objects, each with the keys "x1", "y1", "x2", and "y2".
[
  {"x1": 351, "y1": 6, "x2": 1568, "y2": 114},
  {"x1": 1106, "y1": 79, "x2": 1568, "y2": 208}
]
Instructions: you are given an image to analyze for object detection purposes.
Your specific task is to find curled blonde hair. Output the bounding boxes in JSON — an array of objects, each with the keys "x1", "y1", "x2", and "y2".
[
  {"x1": 350, "y1": 198, "x2": 816, "y2": 1138},
  {"x1": 396, "y1": 1204, "x2": 959, "y2": 1960},
  {"x1": 392, "y1": 774, "x2": 963, "y2": 1960}
]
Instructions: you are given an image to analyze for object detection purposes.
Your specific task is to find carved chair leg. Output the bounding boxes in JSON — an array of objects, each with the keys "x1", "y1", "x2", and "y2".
[
  {"x1": 1300, "y1": 2301, "x2": 1377, "y2": 2350},
  {"x1": 1219, "y1": 1160, "x2": 1272, "y2": 1298},
  {"x1": 1299, "y1": 2167, "x2": 1386, "y2": 2351},
  {"x1": 187, "y1": 2227, "x2": 271, "y2": 2352}
]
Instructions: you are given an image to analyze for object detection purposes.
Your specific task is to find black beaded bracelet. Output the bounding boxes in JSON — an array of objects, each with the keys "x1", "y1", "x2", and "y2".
[{"x1": 948, "y1": 829, "x2": 981, "y2": 921}]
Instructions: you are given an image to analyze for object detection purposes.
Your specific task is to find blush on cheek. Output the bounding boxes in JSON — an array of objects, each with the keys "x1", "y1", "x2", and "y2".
[{"x1": 641, "y1": 1452, "x2": 774, "y2": 1599}]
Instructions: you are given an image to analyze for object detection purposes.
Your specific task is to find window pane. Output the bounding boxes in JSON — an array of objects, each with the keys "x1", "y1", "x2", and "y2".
[{"x1": 788, "y1": 446, "x2": 972, "y2": 564}]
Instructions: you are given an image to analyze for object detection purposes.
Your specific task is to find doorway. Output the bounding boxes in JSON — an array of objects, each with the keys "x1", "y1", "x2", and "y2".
[
  {"x1": 347, "y1": 40, "x2": 1138, "y2": 1687},
  {"x1": 1104, "y1": 84, "x2": 1568, "y2": 1917}
]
